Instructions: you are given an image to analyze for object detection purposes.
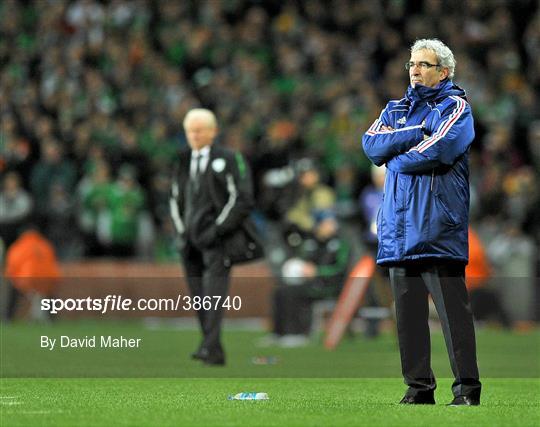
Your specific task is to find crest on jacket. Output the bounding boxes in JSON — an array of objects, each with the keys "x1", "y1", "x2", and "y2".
[{"x1": 212, "y1": 158, "x2": 226, "y2": 173}]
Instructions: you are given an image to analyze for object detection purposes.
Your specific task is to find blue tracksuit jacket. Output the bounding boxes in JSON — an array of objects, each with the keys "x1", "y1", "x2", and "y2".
[{"x1": 362, "y1": 79, "x2": 474, "y2": 265}]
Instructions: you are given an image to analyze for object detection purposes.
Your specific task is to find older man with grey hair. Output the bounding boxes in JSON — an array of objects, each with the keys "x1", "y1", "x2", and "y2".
[
  {"x1": 363, "y1": 39, "x2": 481, "y2": 405},
  {"x1": 170, "y1": 108, "x2": 262, "y2": 365}
]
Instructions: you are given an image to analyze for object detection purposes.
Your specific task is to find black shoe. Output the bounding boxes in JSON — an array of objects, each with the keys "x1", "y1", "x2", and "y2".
[
  {"x1": 447, "y1": 396, "x2": 480, "y2": 406},
  {"x1": 203, "y1": 353, "x2": 225, "y2": 366},
  {"x1": 193, "y1": 347, "x2": 225, "y2": 365},
  {"x1": 399, "y1": 395, "x2": 435, "y2": 405},
  {"x1": 191, "y1": 348, "x2": 208, "y2": 361}
]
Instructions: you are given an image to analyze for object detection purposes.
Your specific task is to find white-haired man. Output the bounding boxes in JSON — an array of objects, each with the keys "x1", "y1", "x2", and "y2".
[
  {"x1": 170, "y1": 108, "x2": 262, "y2": 365},
  {"x1": 362, "y1": 39, "x2": 481, "y2": 405}
]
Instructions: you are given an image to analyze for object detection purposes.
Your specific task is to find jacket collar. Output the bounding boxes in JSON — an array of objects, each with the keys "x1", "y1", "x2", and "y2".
[
  {"x1": 406, "y1": 79, "x2": 466, "y2": 103},
  {"x1": 191, "y1": 145, "x2": 211, "y2": 158}
]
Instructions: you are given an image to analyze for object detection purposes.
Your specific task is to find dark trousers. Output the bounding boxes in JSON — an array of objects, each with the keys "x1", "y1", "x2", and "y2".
[
  {"x1": 273, "y1": 284, "x2": 314, "y2": 336},
  {"x1": 469, "y1": 288, "x2": 512, "y2": 328},
  {"x1": 182, "y1": 244, "x2": 230, "y2": 356},
  {"x1": 389, "y1": 262, "x2": 481, "y2": 400},
  {"x1": 273, "y1": 281, "x2": 340, "y2": 336},
  {"x1": 2, "y1": 281, "x2": 22, "y2": 321}
]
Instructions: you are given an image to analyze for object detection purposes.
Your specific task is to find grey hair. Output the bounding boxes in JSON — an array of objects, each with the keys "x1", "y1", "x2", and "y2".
[
  {"x1": 183, "y1": 108, "x2": 217, "y2": 129},
  {"x1": 411, "y1": 38, "x2": 456, "y2": 79}
]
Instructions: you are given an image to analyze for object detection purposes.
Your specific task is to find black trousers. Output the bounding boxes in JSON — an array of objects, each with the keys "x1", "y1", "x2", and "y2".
[
  {"x1": 469, "y1": 288, "x2": 512, "y2": 328},
  {"x1": 273, "y1": 284, "x2": 314, "y2": 336},
  {"x1": 389, "y1": 262, "x2": 481, "y2": 400},
  {"x1": 182, "y1": 243, "x2": 230, "y2": 356},
  {"x1": 273, "y1": 281, "x2": 340, "y2": 336}
]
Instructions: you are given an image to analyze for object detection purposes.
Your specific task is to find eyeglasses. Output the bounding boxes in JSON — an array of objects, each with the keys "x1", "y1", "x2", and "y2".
[{"x1": 405, "y1": 61, "x2": 441, "y2": 70}]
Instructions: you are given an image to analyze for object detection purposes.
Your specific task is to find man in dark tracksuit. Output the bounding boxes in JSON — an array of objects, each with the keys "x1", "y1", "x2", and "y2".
[
  {"x1": 170, "y1": 108, "x2": 261, "y2": 365},
  {"x1": 362, "y1": 39, "x2": 481, "y2": 405}
]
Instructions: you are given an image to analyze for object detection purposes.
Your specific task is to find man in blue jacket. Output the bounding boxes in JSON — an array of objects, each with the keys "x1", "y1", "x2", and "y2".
[{"x1": 362, "y1": 39, "x2": 481, "y2": 406}]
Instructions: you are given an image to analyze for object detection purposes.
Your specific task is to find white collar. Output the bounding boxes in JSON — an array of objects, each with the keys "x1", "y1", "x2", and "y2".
[{"x1": 191, "y1": 145, "x2": 211, "y2": 158}]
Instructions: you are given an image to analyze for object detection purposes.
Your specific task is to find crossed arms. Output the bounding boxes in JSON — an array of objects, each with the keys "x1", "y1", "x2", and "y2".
[{"x1": 362, "y1": 96, "x2": 475, "y2": 174}]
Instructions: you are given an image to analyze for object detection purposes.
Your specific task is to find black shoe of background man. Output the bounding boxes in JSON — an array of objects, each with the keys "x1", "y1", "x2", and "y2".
[
  {"x1": 191, "y1": 348, "x2": 207, "y2": 361},
  {"x1": 399, "y1": 395, "x2": 435, "y2": 404},
  {"x1": 203, "y1": 353, "x2": 225, "y2": 366},
  {"x1": 447, "y1": 396, "x2": 480, "y2": 406},
  {"x1": 192, "y1": 347, "x2": 225, "y2": 366}
]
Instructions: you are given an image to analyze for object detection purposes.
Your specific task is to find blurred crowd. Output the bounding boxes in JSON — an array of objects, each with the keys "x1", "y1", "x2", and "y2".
[{"x1": 1, "y1": 0, "x2": 539, "y2": 279}]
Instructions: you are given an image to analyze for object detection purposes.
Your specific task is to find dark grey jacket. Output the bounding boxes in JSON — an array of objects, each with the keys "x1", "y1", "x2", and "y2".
[{"x1": 169, "y1": 144, "x2": 263, "y2": 266}]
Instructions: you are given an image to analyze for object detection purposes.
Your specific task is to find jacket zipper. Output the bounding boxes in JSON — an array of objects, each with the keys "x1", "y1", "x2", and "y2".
[{"x1": 430, "y1": 169, "x2": 434, "y2": 191}]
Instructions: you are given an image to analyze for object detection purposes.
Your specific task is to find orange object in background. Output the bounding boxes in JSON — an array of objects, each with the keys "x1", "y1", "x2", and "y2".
[
  {"x1": 466, "y1": 227, "x2": 492, "y2": 291},
  {"x1": 5, "y1": 230, "x2": 61, "y2": 296},
  {"x1": 324, "y1": 255, "x2": 376, "y2": 350}
]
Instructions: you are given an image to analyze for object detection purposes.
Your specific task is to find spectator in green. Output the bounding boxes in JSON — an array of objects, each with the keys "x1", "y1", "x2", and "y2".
[
  {"x1": 108, "y1": 164, "x2": 146, "y2": 257},
  {"x1": 29, "y1": 139, "x2": 76, "y2": 226},
  {"x1": 78, "y1": 160, "x2": 115, "y2": 256}
]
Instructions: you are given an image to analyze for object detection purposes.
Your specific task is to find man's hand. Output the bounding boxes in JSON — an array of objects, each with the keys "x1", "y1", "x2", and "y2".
[
  {"x1": 384, "y1": 123, "x2": 429, "y2": 142},
  {"x1": 196, "y1": 226, "x2": 218, "y2": 248}
]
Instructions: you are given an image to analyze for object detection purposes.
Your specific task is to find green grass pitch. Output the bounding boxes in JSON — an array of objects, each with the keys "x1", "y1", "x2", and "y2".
[{"x1": 1, "y1": 321, "x2": 539, "y2": 426}]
